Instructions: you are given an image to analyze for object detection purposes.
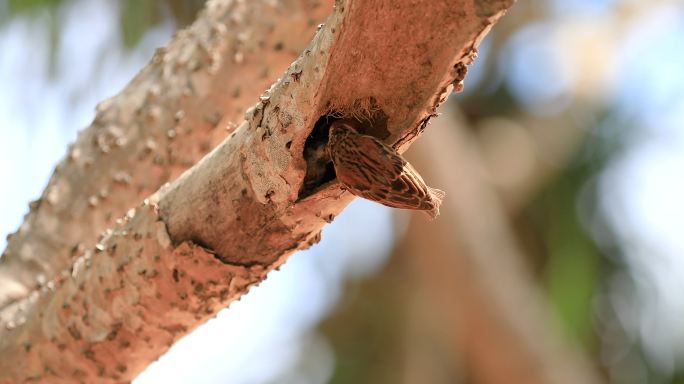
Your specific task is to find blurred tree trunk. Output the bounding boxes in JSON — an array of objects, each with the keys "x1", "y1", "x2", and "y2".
[
  {"x1": 403, "y1": 105, "x2": 600, "y2": 383},
  {"x1": 0, "y1": 0, "x2": 515, "y2": 382}
]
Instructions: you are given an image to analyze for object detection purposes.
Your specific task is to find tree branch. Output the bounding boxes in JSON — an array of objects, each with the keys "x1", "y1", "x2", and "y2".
[
  {"x1": 0, "y1": 0, "x2": 515, "y2": 381},
  {"x1": 0, "y1": 0, "x2": 332, "y2": 309}
]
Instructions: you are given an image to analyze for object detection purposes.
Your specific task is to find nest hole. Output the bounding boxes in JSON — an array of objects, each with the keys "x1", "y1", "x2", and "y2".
[{"x1": 298, "y1": 107, "x2": 389, "y2": 199}]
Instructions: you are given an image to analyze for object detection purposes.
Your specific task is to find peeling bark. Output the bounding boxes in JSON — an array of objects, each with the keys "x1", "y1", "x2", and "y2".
[{"x1": 0, "y1": 0, "x2": 516, "y2": 381}]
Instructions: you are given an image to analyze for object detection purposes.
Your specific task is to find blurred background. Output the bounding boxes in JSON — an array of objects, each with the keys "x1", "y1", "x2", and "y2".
[{"x1": 1, "y1": 0, "x2": 683, "y2": 383}]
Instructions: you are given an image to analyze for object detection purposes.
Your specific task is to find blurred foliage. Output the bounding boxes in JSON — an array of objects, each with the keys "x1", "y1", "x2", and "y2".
[
  {"x1": 520, "y1": 107, "x2": 632, "y2": 350},
  {"x1": 2, "y1": 0, "x2": 63, "y2": 76},
  {"x1": 6, "y1": 0, "x2": 63, "y2": 14},
  {"x1": 118, "y1": 0, "x2": 206, "y2": 48},
  {"x1": 119, "y1": 0, "x2": 163, "y2": 49},
  {"x1": 458, "y1": 64, "x2": 613, "y2": 352},
  {"x1": 0, "y1": 0, "x2": 206, "y2": 91},
  {"x1": 0, "y1": 0, "x2": 206, "y2": 62},
  {"x1": 526, "y1": 129, "x2": 605, "y2": 350}
]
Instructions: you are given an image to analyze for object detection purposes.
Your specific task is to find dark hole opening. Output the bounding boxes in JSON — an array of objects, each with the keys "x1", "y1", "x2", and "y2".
[
  {"x1": 297, "y1": 106, "x2": 389, "y2": 200},
  {"x1": 298, "y1": 115, "x2": 338, "y2": 199}
]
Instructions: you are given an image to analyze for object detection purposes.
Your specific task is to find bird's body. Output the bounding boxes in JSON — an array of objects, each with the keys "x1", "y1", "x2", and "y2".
[{"x1": 327, "y1": 120, "x2": 445, "y2": 219}]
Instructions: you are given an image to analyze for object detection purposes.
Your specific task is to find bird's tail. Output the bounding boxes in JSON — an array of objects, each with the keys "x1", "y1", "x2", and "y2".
[{"x1": 425, "y1": 187, "x2": 446, "y2": 220}]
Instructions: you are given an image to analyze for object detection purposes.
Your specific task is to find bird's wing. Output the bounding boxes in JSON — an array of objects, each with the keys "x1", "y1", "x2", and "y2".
[{"x1": 334, "y1": 133, "x2": 434, "y2": 210}]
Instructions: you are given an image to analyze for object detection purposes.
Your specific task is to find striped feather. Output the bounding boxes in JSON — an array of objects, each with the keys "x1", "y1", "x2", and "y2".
[{"x1": 328, "y1": 120, "x2": 445, "y2": 219}]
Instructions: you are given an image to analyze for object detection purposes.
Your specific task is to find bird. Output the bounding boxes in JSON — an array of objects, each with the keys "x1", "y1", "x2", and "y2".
[{"x1": 327, "y1": 119, "x2": 445, "y2": 219}]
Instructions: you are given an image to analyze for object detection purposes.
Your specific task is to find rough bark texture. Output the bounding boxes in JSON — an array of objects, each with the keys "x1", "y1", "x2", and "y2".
[
  {"x1": 0, "y1": 202, "x2": 264, "y2": 382},
  {"x1": 0, "y1": 0, "x2": 515, "y2": 382},
  {"x1": 158, "y1": 0, "x2": 512, "y2": 265},
  {"x1": 0, "y1": 0, "x2": 332, "y2": 309}
]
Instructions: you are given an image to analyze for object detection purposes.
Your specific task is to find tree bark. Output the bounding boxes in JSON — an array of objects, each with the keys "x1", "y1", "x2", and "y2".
[
  {"x1": 0, "y1": 0, "x2": 515, "y2": 382},
  {"x1": 0, "y1": 0, "x2": 332, "y2": 309}
]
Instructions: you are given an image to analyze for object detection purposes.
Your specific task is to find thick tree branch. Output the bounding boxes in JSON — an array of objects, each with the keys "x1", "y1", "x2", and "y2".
[
  {"x1": 0, "y1": 0, "x2": 332, "y2": 309},
  {"x1": 0, "y1": 0, "x2": 515, "y2": 382}
]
